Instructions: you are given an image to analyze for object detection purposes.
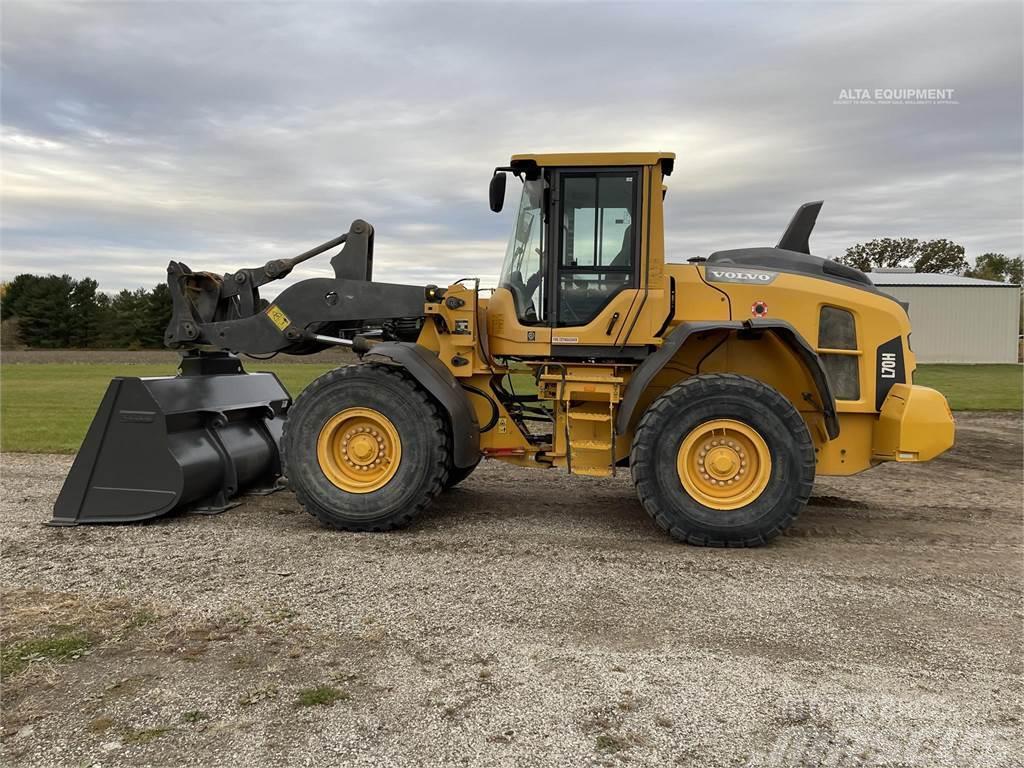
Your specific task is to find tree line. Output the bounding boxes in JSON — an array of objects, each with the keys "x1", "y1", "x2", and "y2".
[
  {"x1": 0, "y1": 243, "x2": 1020, "y2": 349},
  {"x1": 1, "y1": 274, "x2": 172, "y2": 349},
  {"x1": 838, "y1": 238, "x2": 1022, "y2": 283}
]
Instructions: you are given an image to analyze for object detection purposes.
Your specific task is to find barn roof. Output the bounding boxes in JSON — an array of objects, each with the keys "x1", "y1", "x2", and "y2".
[{"x1": 869, "y1": 271, "x2": 1018, "y2": 287}]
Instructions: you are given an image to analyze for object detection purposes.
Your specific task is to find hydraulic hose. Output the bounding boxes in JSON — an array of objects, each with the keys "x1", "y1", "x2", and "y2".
[{"x1": 460, "y1": 384, "x2": 500, "y2": 433}]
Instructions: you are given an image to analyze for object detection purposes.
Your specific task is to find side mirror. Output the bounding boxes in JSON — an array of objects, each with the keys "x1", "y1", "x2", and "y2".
[{"x1": 489, "y1": 172, "x2": 507, "y2": 212}]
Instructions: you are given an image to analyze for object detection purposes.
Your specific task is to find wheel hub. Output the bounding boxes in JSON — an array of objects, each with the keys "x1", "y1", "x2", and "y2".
[
  {"x1": 317, "y1": 408, "x2": 402, "y2": 493},
  {"x1": 677, "y1": 419, "x2": 771, "y2": 510},
  {"x1": 345, "y1": 430, "x2": 381, "y2": 466}
]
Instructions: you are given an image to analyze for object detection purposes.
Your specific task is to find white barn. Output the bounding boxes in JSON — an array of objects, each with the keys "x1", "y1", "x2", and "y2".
[{"x1": 869, "y1": 268, "x2": 1021, "y2": 363}]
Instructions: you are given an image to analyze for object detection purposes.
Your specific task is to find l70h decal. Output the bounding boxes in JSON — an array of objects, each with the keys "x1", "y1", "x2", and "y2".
[{"x1": 875, "y1": 336, "x2": 906, "y2": 410}]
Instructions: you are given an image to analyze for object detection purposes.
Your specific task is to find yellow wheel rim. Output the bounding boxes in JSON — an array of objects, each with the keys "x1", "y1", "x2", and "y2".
[
  {"x1": 316, "y1": 408, "x2": 402, "y2": 493},
  {"x1": 676, "y1": 419, "x2": 772, "y2": 510}
]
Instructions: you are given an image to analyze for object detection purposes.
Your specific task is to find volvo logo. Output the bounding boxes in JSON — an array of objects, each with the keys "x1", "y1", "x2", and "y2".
[{"x1": 706, "y1": 268, "x2": 778, "y2": 285}]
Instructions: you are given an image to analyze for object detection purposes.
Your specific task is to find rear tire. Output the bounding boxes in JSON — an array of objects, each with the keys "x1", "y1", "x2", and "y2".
[
  {"x1": 630, "y1": 374, "x2": 815, "y2": 547},
  {"x1": 282, "y1": 364, "x2": 449, "y2": 531}
]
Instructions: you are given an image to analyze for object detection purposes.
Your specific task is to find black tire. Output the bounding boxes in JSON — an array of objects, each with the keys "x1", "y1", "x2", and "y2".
[
  {"x1": 443, "y1": 458, "x2": 480, "y2": 490},
  {"x1": 630, "y1": 374, "x2": 815, "y2": 547},
  {"x1": 282, "y1": 364, "x2": 449, "y2": 531}
]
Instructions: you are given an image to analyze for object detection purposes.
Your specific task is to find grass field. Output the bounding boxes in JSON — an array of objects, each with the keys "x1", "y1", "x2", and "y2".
[
  {"x1": 911, "y1": 364, "x2": 1022, "y2": 411},
  {"x1": 0, "y1": 362, "x2": 336, "y2": 454},
  {"x1": 0, "y1": 361, "x2": 1019, "y2": 453}
]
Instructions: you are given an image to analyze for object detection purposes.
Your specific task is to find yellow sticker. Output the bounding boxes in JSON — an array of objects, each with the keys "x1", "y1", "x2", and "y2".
[
  {"x1": 497, "y1": 417, "x2": 508, "y2": 434},
  {"x1": 266, "y1": 304, "x2": 291, "y2": 331}
]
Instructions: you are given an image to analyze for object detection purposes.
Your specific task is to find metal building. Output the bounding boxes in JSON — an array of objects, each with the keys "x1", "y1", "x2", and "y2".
[{"x1": 869, "y1": 268, "x2": 1021, "y2": 363}]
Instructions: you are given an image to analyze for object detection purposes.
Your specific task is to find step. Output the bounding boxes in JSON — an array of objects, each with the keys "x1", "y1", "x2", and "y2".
[
  {"x1": 572, "y1": 466, "x2": 614, "y2": 478},
  {"x1": 567, "y1": 411, "x2": 612, "y2": 422},
  {"x1": 569, "y1": 439, "x2": 613, "y2": 451},
  {"x1": 539, "y1": 373, "x2": 624, "y2": 383}
]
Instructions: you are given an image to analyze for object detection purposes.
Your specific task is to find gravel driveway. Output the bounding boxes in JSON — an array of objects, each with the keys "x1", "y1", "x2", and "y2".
[{"x1": 1, "y1": 411, "x2": 1021, "y2": 767}]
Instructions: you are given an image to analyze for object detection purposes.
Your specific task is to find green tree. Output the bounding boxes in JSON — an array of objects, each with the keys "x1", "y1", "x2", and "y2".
[
  {"x1": 15, "y1": 274, "x2": 77, "y2": 347},
  {"x1": 140, "y1": 283, "x2": 173, "y2": 348},
  {"x1": 1, "y1": 273, "x2": 40, "y2": 321},
  {"x1": 1, "y1": 274, "x2": 178, "y2": 348},
  {"x1": 966, "y1": 253, "x2": 1023, "y2": 284},
  {"x1": 102, "y1": 288, "x2": 151, "y2": 348},
  {"x1": 913, "y1": 239, "x2": 967, "y2": 274},
  {"x1": 841, "y1": 238, "x2": 919, "y2": 272},
  {"x1": 68, "y1": 277, "x2": 102, "y2": 347},
  {"x1": 840, "y1": 238, "x2": 968, "y2": 274}
]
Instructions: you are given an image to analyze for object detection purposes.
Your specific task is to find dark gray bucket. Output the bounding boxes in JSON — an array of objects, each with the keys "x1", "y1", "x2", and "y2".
[{"x1": 51, "y1": 353, "x2": 291, "y2": 525}]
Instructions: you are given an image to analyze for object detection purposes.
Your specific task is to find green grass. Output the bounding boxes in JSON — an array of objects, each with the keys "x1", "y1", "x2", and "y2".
[
  {"x1": 0, "y1": 361, "x2": 335, "y2": 453},
  {"x1": 1, "y1": 632, "x2": 93, "y2": 677},
  {"x1": 0, "y1": 361, "x2": 1018, "y2": 453},
  {"x1": 123, "y1": 726, "x2": 172, "y2": 744},
  {"x1": 296, "y1": 685, "x2": 349, "y2": 707},
  {"x1": 913, "y1": 364, "x2": 1022, "y2": 411}
]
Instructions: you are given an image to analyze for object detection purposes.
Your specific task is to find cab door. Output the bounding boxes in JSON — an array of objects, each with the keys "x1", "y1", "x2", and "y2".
[{"x1": 546, "y1": 167, "x2": 646, "y2": 355}]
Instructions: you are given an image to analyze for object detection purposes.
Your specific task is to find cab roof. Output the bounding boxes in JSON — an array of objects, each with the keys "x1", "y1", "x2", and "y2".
[{"x1": 509, "y1": 151, "x2": 674, "y2": 175}]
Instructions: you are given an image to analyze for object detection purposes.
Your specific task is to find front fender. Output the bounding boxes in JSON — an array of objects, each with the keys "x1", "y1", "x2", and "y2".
[
  {"x1": 361, "y1": 342, "x2": 481, "y2": 468},
  {"x1": 615, "y1": 319, "x2": 840, "y2": 439}
]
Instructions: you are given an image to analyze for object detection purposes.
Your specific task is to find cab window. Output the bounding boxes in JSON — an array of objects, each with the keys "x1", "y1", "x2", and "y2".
[
  {"x1": 498, "y1": 179, "x2": 546, "y2": 324},
  {"x1": 557, "y1": 172, "x2": 637, "y2": 326}
]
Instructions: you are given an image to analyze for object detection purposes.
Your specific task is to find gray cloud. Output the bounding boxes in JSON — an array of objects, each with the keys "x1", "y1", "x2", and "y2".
[{"x1": 1, "y1": 1, "x2": 1021, "y2": 296}]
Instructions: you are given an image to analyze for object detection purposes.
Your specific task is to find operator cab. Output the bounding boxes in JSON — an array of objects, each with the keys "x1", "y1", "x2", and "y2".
[{"x1": 489, "y1": 152, "x2": 674, "y2": 354}]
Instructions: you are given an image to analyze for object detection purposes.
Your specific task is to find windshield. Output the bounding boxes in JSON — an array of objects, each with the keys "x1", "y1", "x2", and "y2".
[{"x1": 498, "y1": 178, "x2": 545, "y2": 323}]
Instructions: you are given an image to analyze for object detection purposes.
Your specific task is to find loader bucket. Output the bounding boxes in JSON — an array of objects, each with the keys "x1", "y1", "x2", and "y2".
[{"x1": 51, "y1": 353, "x2": 291, "y2": 526}]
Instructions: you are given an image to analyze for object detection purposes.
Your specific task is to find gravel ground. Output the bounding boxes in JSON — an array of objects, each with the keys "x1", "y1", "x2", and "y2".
[{"x1": 1, "y1": 411, "x2": 1021, "y2": 767}]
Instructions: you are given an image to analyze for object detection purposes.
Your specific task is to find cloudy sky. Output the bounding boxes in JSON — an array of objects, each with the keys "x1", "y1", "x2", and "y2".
[{"x1": 1, "y1": 1, "x2": 1021, "y2": 295}]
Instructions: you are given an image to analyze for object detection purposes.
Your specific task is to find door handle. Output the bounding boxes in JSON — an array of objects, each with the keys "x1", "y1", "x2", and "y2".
[{"x1": 605, "y1": 312, "x2": 621, "y2": 335}]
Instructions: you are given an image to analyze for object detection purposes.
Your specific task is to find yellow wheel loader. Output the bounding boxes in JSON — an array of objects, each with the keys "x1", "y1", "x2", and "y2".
[{"x1": 52, "y1": 152, "x2": 955, "y2": 546}]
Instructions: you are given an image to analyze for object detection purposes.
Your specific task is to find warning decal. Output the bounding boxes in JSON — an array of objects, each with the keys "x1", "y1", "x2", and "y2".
[{"x1": 266, "y1": 305, "x2": 291, "y2": 331}]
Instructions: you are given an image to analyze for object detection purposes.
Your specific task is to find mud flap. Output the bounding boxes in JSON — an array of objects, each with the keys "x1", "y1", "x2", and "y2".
[{"x1": 50, "y1": 353, "x2": 291, "y2": 526}]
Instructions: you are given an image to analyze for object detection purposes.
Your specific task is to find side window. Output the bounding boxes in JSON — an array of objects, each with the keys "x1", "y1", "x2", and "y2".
[
  {"x1": 817, "y1": 306, "x2": 860, "y2": 400},
  {"x1": 558, "y1": 173, "x2": 636, "y2": 326},
  {"x1": 498, "y1": 179, "x2": 546, "y2": 324}
]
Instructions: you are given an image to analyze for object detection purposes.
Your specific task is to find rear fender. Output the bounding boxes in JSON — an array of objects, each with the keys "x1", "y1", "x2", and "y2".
[
  {"x1": 361, "y1": 342, "x2": 481, "y2": 468},
  {"x1": 616, "y1": 319, "x2": 839, "y2": 439}
]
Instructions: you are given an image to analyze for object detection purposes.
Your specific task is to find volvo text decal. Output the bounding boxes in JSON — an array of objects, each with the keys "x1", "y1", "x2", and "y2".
[{"x1": 705, "y1": 267, "x2": 778, "y2": 285}]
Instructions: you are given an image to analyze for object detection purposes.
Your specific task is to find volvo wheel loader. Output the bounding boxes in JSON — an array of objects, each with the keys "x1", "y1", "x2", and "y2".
[{"x1": 52, "y1": 152, "x2": 956, "y2": 546}]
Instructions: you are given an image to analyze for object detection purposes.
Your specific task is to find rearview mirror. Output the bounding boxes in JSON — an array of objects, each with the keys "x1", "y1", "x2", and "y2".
[{"x1": 489, "y1": 171, "x2": 507, "y2": 212}]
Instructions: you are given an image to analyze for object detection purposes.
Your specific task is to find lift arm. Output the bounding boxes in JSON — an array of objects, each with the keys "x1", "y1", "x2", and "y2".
[{"x1": 164, "y1": 219, "x2": 430, "y2": 355}]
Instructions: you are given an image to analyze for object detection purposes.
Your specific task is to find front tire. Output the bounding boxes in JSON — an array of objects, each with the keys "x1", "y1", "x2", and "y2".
[
  {"x1": 443, "y1": 458, "x2": 479, "y2": 490},
  {"x1": 282, "y1": 364, "x2": 449, "y2": 531},
  {"x1": 630, "y1": 374, "x2": 815, "y2": 547}
]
